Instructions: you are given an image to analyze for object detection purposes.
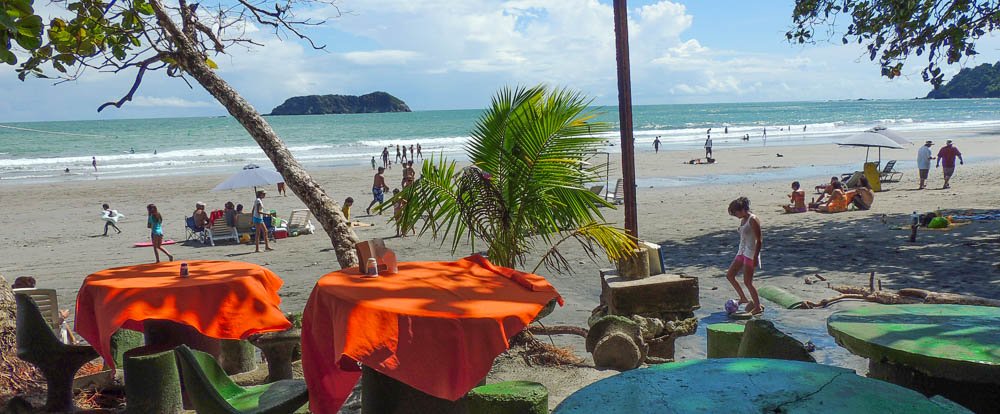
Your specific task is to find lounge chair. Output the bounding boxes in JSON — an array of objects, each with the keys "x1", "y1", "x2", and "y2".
[
  {"x1": 185, "y1": 216, "x2": 209, "y2": 244},
  {"x1": 12, "y1": 288, "x2": 59, "y2": 331},
  {"x1": 235, "y1": 213, "x2": 253, "y2": 237},
  {"x1": 604, "y1": 178, "x2": 624, "y2": 205},
  {"x1": 589, "y1": 184, "x2": 604, "y2": 196},
  {"x1": 286, "y1": 209, "x2": 314, "y2": 234},
  {"x1": 174, "y1": 345, "x2": 309, "y2": 414},
  {"x1": 208, "y1": 218, "x2": 239, "y2": 246},
  {"x1": 16, "y1": 294, "x2": 99, "y2": 412},
  {"x1": 879, "y1": 160, "x2": 902, "y2": 183},
  {"x1": 842, "y1": 171, "x2": 865, "y2": 189}
]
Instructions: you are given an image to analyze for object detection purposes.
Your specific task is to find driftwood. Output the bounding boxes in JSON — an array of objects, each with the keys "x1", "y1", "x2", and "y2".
[
  {"x1": 802, "y1": 282, "x2": 998, "y2": 309},
  {"x1": 898, "y1": 288, "x2": 1000, "y2": 307},
  {"x1": 527, "y1": 325, "x2": 588, "y2": 338}
]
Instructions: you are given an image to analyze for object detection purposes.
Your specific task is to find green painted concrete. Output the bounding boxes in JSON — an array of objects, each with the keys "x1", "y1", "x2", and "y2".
[
  {"x1": 758, "y1": 286, "x2": 806, "y2": 309},
  {"x1": 706, "y1": 323, "x2": 744, "y2": 358},
  {"x1": 828, "y1": 304, "x2": 1000, "y2": 384},
  {"x1": 553, "y1": 359, "x2": 971, "y2": 413},
  {"x1": 467, "y1": 381, "x2": 548, "y2": 414}
]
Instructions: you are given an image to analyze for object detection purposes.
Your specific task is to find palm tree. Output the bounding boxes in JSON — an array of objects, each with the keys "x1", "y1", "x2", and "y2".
[{"x1": 389, "y1": 85, "x2": 634, "y2": 273}]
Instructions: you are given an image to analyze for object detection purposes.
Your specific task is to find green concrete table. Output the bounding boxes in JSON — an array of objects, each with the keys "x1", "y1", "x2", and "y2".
[
  {"x1": 553, "y1": 359, "x2": 968, "y2": 413},
  {"x1": 827, "y1": 304, "x2": 1000, "y2": 413}
]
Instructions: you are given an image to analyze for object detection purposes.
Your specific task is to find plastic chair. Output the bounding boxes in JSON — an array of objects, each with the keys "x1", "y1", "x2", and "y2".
[
  {"x1": 16, "y1": 294, "x2": 99, "y2": 412},
  {"x1": 185, "y1": 216, "x2": 209, "y2": 244},
  {"x1": 174, "y1": 345, "x2": 309, "y2": 414},
  {"x1": 603, "y1": 178, "x2": 624, "y2": 205},
  {"x1": 12, "y1": 288, "x2": 59, "y2": 331},
  {"x1": 208, "y1": 218, "x2": 239, "y2": 246},
  {"x1": 880, "y1": 160, "x2": 903, "y2": 183}
]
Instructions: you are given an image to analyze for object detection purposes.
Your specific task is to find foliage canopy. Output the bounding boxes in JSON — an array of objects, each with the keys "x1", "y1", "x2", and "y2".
[
  {"x1": 390, "y1": 85, "x2": 634, "y2": 274},
  {"x1": 788, "y1": 0, "x2": 1000, "y2": 86}
]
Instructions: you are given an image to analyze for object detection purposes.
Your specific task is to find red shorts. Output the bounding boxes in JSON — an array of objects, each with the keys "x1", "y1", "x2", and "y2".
[{"x1": 734, "y1": 254, "x2": 755, "y2": 267}]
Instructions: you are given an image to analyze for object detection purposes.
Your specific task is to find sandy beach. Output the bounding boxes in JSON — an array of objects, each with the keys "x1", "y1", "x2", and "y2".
[{"x1": 2, "y1": 126, "x2": 999, "y2": 409}]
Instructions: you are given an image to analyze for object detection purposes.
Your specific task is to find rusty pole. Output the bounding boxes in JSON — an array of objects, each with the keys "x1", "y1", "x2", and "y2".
[{"x1": 613, "y1": 0, "x2": 638, "y2": 240}]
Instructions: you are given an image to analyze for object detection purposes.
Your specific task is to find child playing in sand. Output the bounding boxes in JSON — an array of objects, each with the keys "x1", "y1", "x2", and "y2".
[
  {"x1": 782, "y1": 182, "x2": 806, "y2": 213},
  {"x1": 342, "y1": 197, "x2": 354, "y2": 221},
  {"x1": 146, "y1": 204, "x2": 173, "y2": 263},
  {"x1": 392, "y1": 189, "x2": 405, "y2": 237},
  {"x1": 726, "y1": 197, "x2": 763, "y2": 314}
]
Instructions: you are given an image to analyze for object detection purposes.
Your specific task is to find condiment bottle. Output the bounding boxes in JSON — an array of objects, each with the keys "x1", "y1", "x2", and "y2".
[
  {"x1": 180, "y1": 262, "x2": 189, "y2": 277},
  {"x1": 366, "y1": 258, "x2": 379, "y2": 276}
]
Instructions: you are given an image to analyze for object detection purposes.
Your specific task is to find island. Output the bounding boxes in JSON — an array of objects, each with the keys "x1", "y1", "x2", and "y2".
[
  {"x1": 268, "y1": 92, "x2": 411, "y2": 115},
  {"x1": 925, "y1": 62, "x2": 1000, "y2": 99}
]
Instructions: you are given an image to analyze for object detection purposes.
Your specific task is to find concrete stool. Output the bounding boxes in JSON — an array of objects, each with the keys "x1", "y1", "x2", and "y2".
[
  {"x1": 123, "y1": 346, "x2": 182, "y2": 414},
  {"x1": 110, "y1": 328, "x2": 145, "y2": 367},
  {"x1": 737, "y1": 320, "x2": 815, "y2": 362},
  {"x1": 249, "y1": 329, "x2": 301, "y2": 382},
  {"x1": 586, "y1": 315, "x2": 646, "y2": 370},
  {"x1": 219, "y1": 339, "x2": 258, "y2": 375},
  {"x1": 467, "y1": 381, "x2": 548, "y2": 414},
  {"x1": 361, "y1": 366, "x2": 466, "y2": 414},
  {"x1": 706, "y1": 323, "x2": 745, "y2": 358}
]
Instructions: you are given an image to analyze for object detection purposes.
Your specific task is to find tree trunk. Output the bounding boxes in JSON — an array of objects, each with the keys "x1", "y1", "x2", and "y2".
[
  {"x1": 150, "y1": 0, "x2": 360, "y2": 268},
  {"x1": 0, "y1": 274, "x2": 43, "y2": 404}
]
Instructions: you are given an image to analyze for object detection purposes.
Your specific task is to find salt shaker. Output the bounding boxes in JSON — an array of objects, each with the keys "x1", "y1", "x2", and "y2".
[
  {"x1": 366, "y1": 258, "x2": 379, "y2": 276},
  {"x1": 180, "y1": 262, "x2": 189, "y2": 277}
]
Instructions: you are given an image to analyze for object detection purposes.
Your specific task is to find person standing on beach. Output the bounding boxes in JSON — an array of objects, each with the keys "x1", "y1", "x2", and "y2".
[
  {"x1": 102, "y1": 203, "x2": 122, "y2": 235},
  {"x1": 276, "y1": 182, "x2": 287, "y2": 196},
  {"x1": 253, "y1": 190, "x2": 273, "y2": 252},
  {"x1": 917, "y1": 140, "x2": 934, "y2": 189},
  {"x1": 92, "y1": 156, "x2": 97, "y2": 171},
  {"x1": 936, "y1": 139, "x2": 963, "y2": 189},
  {"x1": 762, "y1": 127, "x2": 767, "y2": 146},
  {"x1": 381, "y1": 147, "x2": 390, "y2": 168},
  {"x1": 724, "y1": 126, "x2": 728, "y2": 134},
  {"x1": 146, "y1": 204, "x2": 173, "y2": 263},
  {"x1": 409, "y1": 144, "x2": 415, "y2": 161},
  {"x1": 395, "y1": 145, "x2": 402, "y2": 164},
  {"x1": 366, "y1": 167, "x2": 390, "y2": 215},
  {"x1": 726, "y1": 197, "x2": 763, "y2": 315},
  {"x1": 653, "y1": 136, "x2": 661, "y2": 153},
  {"x1": 704, "y1": 135, "x2": 713, "y2": 158},
  {"x1": 416, "y1": 143, "x2": 423, "y2": 158},
  {"x1": 371, "y1": 156, "x2": 377, "y2": 170}
]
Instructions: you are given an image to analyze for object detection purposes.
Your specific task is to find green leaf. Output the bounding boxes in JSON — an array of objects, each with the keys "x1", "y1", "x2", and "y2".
[
  {"x1": 135, "y1": 2, "x2": 154, "y2": 15},
  {"x1": 0, "y1": 11, "x2": 17, "y2": 31},
  {"x1": 0, "y1": 49, "x2": 17, "y2": 65},
  {"x1": 205, "y1": 57, "x2": 218, "y2": 69},
  {"x1": 14, "y1": 32, "x2": 40, "y2": 49},
  {"x1": 8, "y1": 0, "x2": 33, "y2": 16}
]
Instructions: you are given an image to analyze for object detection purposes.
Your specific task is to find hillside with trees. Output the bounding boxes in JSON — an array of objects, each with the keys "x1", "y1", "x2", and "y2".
[{"x1": 926, "y1": 63, "x2": 1000, "y2": 99}]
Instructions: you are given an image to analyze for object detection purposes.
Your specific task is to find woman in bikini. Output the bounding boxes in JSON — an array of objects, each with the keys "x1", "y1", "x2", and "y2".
[
  {"x1": 817, "y1": 181, "x2": 849, "y2": 213},
  {"x1": 782, "y1": 181, "x2": 807, "y2": 213},
  {"x1": 146, "y1": 204, "x2": 173, "y2": 263},
  {"x1": 726, "y1": 197, "x2": 763, "y2": 314}
]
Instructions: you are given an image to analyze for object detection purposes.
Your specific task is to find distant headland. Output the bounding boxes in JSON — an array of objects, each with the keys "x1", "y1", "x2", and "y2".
[
  {"x1": 268, "y1": 92, "x2": 411, "y2": 115},
  {"x1": 925, "y1": 62, "x2": 1000, "y2": 99}
]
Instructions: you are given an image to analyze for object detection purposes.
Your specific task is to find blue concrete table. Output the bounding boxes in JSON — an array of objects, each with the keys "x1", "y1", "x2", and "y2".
[{"x1": 554, "y1": 359, "x2": 969, "y2": 413}]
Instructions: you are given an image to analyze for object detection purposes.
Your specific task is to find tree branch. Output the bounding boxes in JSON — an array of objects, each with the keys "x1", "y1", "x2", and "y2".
[{"x1": 97, "y1": 53, "x2": 166, "y2": 112}]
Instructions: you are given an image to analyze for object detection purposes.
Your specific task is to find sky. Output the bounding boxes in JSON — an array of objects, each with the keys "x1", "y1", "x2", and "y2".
[{"x1": 2, "y1": 0, "x2": 999, "y2": 122}]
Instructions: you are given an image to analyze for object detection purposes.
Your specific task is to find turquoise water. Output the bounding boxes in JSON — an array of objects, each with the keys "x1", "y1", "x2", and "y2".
[{"x1": 1, "y1": 99, "x2": 998, "y2": 182}]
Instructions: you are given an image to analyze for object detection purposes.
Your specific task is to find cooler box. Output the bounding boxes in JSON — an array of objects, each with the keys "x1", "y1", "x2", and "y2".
[{"x1": 274, "y1": 228, "x2": 289, "y2": 239}]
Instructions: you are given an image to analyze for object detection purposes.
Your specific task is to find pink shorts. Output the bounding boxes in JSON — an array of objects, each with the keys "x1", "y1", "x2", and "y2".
[{"x1": 734, "y1": 255, "x2": 755, "y2": 267}]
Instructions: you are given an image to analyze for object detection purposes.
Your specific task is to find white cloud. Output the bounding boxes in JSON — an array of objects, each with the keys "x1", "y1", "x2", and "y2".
[
  {"x1": 131, "y1": 96, "x2": 216, "y2": 108},
  {"x1": 343, "y1": 49, "x2": 420, "y2": 65}
]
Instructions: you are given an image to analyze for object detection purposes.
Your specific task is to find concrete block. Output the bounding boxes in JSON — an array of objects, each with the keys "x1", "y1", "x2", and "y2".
[
  {"x1": 706, "y1": 323, "x2": 745, "y2": 358},
  {"x1": 467, "y1": 381, "x2": 548, "y2": 414},
  {"x1": 601, "y1": 273, "x2": 700, "y2": 315},
  {"x1": 737, "y1": 320, "x2": 815, "y2": 362}
]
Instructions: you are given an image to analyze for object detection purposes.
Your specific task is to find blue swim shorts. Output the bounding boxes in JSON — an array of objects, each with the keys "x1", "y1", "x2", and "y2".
[{"x1": 372, "y1": 187, "x2": 384, "y2": 203}]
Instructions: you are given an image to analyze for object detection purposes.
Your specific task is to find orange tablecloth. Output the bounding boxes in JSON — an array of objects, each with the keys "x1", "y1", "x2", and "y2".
[
  {"x1": 301, "y1": 255, "x2": 563, "y2": 413},
  {"x1": 75, "y1": 260, "x2": 291, "y2": 368}
]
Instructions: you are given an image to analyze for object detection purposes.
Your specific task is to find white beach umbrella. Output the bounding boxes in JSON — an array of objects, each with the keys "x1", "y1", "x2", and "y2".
[
  {"x1": 837, "y1": 132, "x2": 904, "y2": 164},
  {"x1": 212, "y1": 163, "x2": 284, "y2": 193},
  {"x1": 869, "y1": 126, "x2": 912, "y2": 146}
]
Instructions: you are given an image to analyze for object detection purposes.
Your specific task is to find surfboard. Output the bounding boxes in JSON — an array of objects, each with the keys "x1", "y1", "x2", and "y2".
[
  {"x1": 101, "y1": 210, "x2": 125, "y2": 223},
  {"x1": 133, "y1": 240, "x2": 175, "y2": 247}
]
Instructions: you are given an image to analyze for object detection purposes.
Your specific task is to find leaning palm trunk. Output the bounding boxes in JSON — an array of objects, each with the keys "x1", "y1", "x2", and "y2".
[{"x1": 150, "y1": 0, "x2": 360, "y2": 268}]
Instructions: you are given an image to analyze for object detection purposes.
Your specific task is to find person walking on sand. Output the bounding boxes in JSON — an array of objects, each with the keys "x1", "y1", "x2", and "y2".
[
  {"x1": 409, "y1": 144, "x2": 415, "y2": 161},
  {"x1": 704, "y1": 135, "x2": 713, "y2": 158},
  {"x1": 92, "y1": 156, "x2": 97, "y2": 172},
  {"x1": 366, "y1": 167, "x2": 390, "y2": 215},
  {"x1": 416, "y1": 143, "x2": 423, "y2": 159},
  {"x1": 381, "y1": 147, "x2": 390, "y2": 168},
  {"x1": 725, "y1": 197, "x2": 763, "y2": 315},
  {"x1": 252, "y1": 190, "x2": 273, "y2": 252},
  {"x1": 936, "y1": 139, "x2": 963, "y2": 189},
  {"x1": 371, "y1": 156, "x2": 377, "y2": 170},
  {"x1": 917, "y1": 140, "x2": 934, "y2": 189},
  {"x1": 146, "y1": 204, "x2": 173, "y2": 263},
  {"x1": 653, "y1": 136, "x2": 661, "y2": 153},
  {"x1": 395, "y1": 145, "x2": 402, "y2": 164},
  {"x1": 102, "y1": 203, "x2": 122, "y2": 235}
]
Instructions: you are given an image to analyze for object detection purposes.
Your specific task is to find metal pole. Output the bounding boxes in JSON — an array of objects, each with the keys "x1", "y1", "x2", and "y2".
[{"x1": 613, "y1": 0, "x2": 638, "y2": 240}]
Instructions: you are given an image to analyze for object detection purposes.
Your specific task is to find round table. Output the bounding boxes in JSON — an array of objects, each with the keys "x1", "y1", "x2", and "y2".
[
  {"x1": 75, "y1": 260, "x2": 291, "y2": 368},
  {"x1": 554, "y1": 359, "x2": 970, "y2": 413},
  {"x1": 827, "y1": 304, "x2": 1000, "y2": 412},
  {"x1": 300, "y1": 255, "x2": 562, "y2": 414}
]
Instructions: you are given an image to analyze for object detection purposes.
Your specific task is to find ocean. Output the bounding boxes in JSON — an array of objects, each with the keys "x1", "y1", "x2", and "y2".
[{"x1": 1, "y1": 99, "x2": 999, "y2": 183}]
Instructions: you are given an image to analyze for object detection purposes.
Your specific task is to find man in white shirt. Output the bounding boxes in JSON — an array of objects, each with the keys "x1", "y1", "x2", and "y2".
[
  {"x1": 917, "y1": 140, "x2": 934, "y2": 189},
  {"x1": 705, "y1": 135, "x2": 713, "y2": 158}
]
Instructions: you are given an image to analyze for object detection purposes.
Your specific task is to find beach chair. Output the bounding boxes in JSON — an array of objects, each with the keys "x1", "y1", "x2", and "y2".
[
  {"x1": 286, "y1": 209, "x2": 314, "y2": 235},
  {"x1": 604, "y1": 178, "x2": 624, "y2": 205},
  {"x1": 12, "y1": 288, "x2": 60, "y2": 331},
  {"x1": 842, "y1": 171, "x2": 864, "y2": 189},
  {"x1": 879, "y1": 160, "x2": 902, "y2": 183},
  {"x1": 16, "y1": 294, "x2": 99, "y2": 412},
  {"x1": 184, "y1": 216, "x2": 209, "y2": 244},
  {"x1": 235, "y1": 213, "x2": 253, "y2": 237},
  {"x1": 589, "y1": 184, "x2": 604, "y2": 196},
  {"x1": 208, "y1": 218, "x2": 239, "y2": 246},
  {"x1": 174, "y1": 345, "x2": 309, "y2": 414}
]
